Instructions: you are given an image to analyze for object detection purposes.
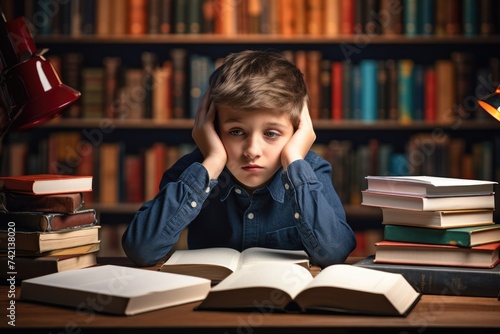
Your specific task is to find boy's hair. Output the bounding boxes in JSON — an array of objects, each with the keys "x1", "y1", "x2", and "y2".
[{"x1": 209, "y1": 50, "x2": 308, "y2": 129}]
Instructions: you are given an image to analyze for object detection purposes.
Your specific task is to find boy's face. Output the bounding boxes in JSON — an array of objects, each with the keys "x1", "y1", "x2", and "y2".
[{"x1": 217, "y1": 104, "x2": 294, "y2": 194}]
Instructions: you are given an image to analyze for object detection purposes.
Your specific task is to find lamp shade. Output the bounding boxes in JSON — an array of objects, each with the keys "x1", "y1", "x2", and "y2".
[
  {"x1": 0, "y1": 11, "x2": 80, "y2": 137},
  {"x1": 1, "y1": 54, "x2": 80, "y2": 130},
  {"x1": 478, "y1": 85, "x2": 500, "y2": 122}
]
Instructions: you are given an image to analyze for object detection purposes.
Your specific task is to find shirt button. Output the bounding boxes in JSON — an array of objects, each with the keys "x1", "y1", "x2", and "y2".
[
  {"x1": 235, "y1": 188, "x2": 242, "y2": 194},
  {"x1": 190, "y1": 201, "x2": 197, "y2": 208},
  {"x1": 284, "y1": 183, "x2": 290, "y2": 190},
  {"x1": 247, "y1": 212, "x2": 254, "y2": 219},
  {"x1": 294, "y1": 212, "x2": 300, "y2": 219},
  {"x1": 205, "y1": 186, "x2": 210, "y2": 193}
]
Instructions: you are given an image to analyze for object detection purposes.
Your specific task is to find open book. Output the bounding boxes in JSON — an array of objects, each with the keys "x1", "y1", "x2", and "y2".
[
  {"x1": 160, "y1": 247, "x2": 309, "y2": 283},
  {"x1": 196, "y1": 262, "x2": 421, "y2": 316}
]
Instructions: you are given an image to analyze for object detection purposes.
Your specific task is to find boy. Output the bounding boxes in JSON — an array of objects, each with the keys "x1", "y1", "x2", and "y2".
[{"x1": 122, "y1": 50, "x2": 356, "y2": 268}]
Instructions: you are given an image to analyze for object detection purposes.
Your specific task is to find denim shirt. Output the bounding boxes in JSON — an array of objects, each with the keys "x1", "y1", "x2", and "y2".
[{"x1": 122, "y1": 148, "x2": 356, "y2": 268}]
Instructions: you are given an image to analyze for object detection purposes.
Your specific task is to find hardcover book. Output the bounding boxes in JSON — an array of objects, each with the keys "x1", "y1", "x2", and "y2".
[
  {"x1": 383, "y1": 224, "x2": 500, "y2": 247},
  {"x1": 0, "y1": 174, "x2": 93, "y2": 195},
  {"x1": 365, "y1": 175, "x2": 497, "y2": 197},
  {"x1": 0, "y1": 192, "x2": 85, "y2": 213},
  {"x1": 21, "y1": 265, "x2": 211, "y2": 315},
  {"x1": 354, "y1": 256, "x2": 500, "y2": 298},
  {"x1": 0, "y1": 209, "x2": 97, "y2": 232},
  {"x1": 161, "y1": 247, "x2": 309, "y2": 283},
  {"x1": 197, "y1": 262, "x2": 421, "y2": 316},
  {"x1": 361, "y1": 191, "x2": 495, "y2": 211},
  {"x1": 0, "y1": 226, "x2": 100, "y2": 253},
  {"x1": 381, "y1": 207, "x2": 495, "y2": 228},
  {"x1": 0, "y1": 252, "x2": 98, "y2": 281},
  {"x1": 374, "y1": 241, "x2": 500, "y2": 268}
]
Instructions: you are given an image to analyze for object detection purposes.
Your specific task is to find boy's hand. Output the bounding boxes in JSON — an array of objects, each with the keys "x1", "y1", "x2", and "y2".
[
  {"x1": 192, "y1": 90, "x2": 227, "y2": 179},
  {"x1": 281, "y1": 102, "x2": 316, "y2": 169}
]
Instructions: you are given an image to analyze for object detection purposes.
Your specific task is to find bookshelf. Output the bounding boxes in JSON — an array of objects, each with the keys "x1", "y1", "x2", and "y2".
[{"x1": 2, "y1": 0, "x2": 500, "y2": 256}]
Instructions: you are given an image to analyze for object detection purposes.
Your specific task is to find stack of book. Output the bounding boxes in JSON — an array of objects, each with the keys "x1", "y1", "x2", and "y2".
[
  {"x1": 0, "y1": 174, "x2": 100, "y2": 281},
  {"x1": 356, "y1": 175, "x2": 500, "y2": 298}
]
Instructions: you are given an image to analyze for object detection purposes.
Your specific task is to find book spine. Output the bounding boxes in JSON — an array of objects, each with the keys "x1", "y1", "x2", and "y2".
[
  {"x1": 360, "y1": 60, "x2": 378, "y2": 121},
  {"x1": 355, "y1": 259, "x2": 500, "y2": 297}
]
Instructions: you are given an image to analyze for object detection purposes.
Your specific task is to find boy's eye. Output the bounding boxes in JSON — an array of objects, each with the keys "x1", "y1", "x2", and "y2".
[
  {"x1": 265, "y1": 131, "x2": 280, "y2": 138},
  {"x1": 229, "y1": 129, "x2": 244, "y2": 136}
]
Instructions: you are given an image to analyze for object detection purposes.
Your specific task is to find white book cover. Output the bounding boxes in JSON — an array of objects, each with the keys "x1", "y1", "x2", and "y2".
[{"x1": 20, "y1": 265, "x2": 211, "y2": 315}]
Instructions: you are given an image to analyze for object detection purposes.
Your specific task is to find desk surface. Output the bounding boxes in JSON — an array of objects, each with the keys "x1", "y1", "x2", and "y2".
[{"x1": 2, "y1": 257, "x2": 500, "y2": 334}]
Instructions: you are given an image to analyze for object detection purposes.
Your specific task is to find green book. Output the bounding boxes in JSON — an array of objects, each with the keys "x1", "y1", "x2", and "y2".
[{"x1": 384, "y1": 224, "x2": 500, "y2": 247}]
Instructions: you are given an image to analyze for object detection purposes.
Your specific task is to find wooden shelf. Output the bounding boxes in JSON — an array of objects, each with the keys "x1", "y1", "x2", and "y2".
[
  {"x1": 39, "y1": 118, "x2": 500, "y2": 131},
  {"x1": 35, "y1": 34, "x2": 500, "y2": 45}
]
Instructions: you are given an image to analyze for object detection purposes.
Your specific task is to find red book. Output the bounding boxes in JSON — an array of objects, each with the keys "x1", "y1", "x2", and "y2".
[
  {"x1": 424, "y1": 66, "x2": 436, "y2": 122},
  {"x1": 331, "y1": 61, "x2": 343, "y2": 120},
  {"x1": 0, "y1": 175, "x2": 93, "y2": 195},
  {"x1": 340, "y1": 0, "x2": 354, "y2": 34},
  {"x1": 0, "y1": 209, "x2": 97, "y2": 232},
  {"x1": 2, "y1": 192, "x2": 85, "y2": 213}
]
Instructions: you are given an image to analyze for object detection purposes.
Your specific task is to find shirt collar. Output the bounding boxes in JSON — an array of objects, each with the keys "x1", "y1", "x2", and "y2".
[{"x1": 219, "y1": 168, "x2": 285, "y2": 203}]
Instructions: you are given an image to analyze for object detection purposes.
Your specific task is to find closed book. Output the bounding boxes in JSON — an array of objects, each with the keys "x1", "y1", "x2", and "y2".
[
  {"x1": 20, "y1": 265, "x2": 211, "y2": 316},
  {"x1": 0, "y1": 252, "x2": 98, "y2": 281},
  {"x1": 397, "y1": 59, "x2": 414, "y2": 123},
  {"x1": 0, "y1": 192, "x2": 84, "y2": 213},
  {"x1": 374, "y1": 240, "x2": 500, "y2": 268},
  {"x1": 383, "y1": 224, "x2": 500, "y2": 247},
  {"x1": 365, "y1": 175, "x2": 497, "y2": 197},
  {"x1": 13, "y1": 242, "x2": 100, "y2": 257},
  {"x1": 381, "y1": 207, "x2": 495, "y2": 228},
  {"x1": 354, "y1": 255, "x2": 500, "y2": 297},
  {"x1": 0, "y1": 209, "x2": 97, "y2": 232},
  {"x1": 0, "y1": 174, "x2": 93, "y2": 195},
  {"x1": 361, "y1": 191, "x2": 495, "y2": 211},
  {"x1": 0, "y1": 226, "x2": 100, "y2": 253},
  {"x1": 360, "y1": 60, "x2": 378, "y2": 121}
]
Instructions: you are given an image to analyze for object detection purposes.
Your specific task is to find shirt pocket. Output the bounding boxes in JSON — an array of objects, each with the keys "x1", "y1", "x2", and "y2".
[{"x1": 265, "y1": 226, "x2": 303, "y2": 249}]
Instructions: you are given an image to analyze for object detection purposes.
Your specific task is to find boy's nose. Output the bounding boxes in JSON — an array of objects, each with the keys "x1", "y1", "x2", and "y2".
[{"x1": 243, "y1": 135, "x2": 262, "y2": 159}]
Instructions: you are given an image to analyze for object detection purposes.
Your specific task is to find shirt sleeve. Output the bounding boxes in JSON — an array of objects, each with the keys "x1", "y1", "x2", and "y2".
[
  {"x1": 122, "y1": 161, "x2": 217, "y2": 266},
  {"x1": 281, "y1": 155, "x2": 357, "y2": 267}
]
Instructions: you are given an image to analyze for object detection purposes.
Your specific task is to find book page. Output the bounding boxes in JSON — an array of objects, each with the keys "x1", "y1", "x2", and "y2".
[
  {"x1": 303, "y1": 264, "x2": 399, "y2": 293},
  {"x1": 163, "y1": 248, "x2": 241, "y2": 272},
  {"x1": 211, "y1": 262, "x2": 313, "y2": 298},
  {"x1": 239, "y1": 247, "x2": 309, "y2": 268}
]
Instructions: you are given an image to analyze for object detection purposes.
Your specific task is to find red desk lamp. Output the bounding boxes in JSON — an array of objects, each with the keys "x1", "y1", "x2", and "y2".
[{"x1": 0, "y1": 9, "x2": 80, "y2": 140}]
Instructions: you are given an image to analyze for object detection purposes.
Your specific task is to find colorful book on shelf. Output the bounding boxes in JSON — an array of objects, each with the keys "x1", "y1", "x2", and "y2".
[
  {"x1": 361, "y1": 191, "x2": 495, "y2": 211},
  {"x1": 0, "y1": 226, "x2": 100, "y2": 253},
  {"x1": 0, "y1": 174, "x2": 93, "y2": 195},
  {"x1": 354, "y1": 255, "x2": 500, "y2": 298},
  {"x1": 374, "y1": 240, "x2": 500, "y2": 268},
  {"x1": 0, "y1": 252, "x2": 98, "y2": 281},
  {"x1": 383, "y1": 224, "x2": 500, "y2": 247},
  {"x1": 364, "y1": 175, "x2": 497, "y2": 197},
  {"x1": 0, "y1": 209, "x2": 97, "y2": 232},
  {"x1": 380, "y1": 208, "x2": 495, "y2": 229},
  {"x1": 20, "y1": 265, "x2": 211, "y2": 316},
  {"x1": 0, "y1": 192, "x2": 85, "y2": 213},
  {"x1": 196, "y1": 262, "x2": 421, "y2": 316},
  {"x1": 160, "y1": 247, "x2": 309, "y2": 283}
]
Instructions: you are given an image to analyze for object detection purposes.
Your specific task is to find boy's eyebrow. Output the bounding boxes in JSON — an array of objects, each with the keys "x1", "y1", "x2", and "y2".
[{"x1": 223, "y1": 118, "x2": 289, "y2": 129}]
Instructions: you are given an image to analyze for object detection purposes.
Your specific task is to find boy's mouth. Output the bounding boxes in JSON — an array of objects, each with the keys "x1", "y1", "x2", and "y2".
[{"x1": 242, "y1": 164, "x2": 263, "y2": 172}]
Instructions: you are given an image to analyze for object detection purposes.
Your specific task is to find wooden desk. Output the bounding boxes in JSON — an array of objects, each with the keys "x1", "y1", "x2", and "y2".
[{"x1": 2, "y1": 257, "x2": 500, "y2": 334}]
